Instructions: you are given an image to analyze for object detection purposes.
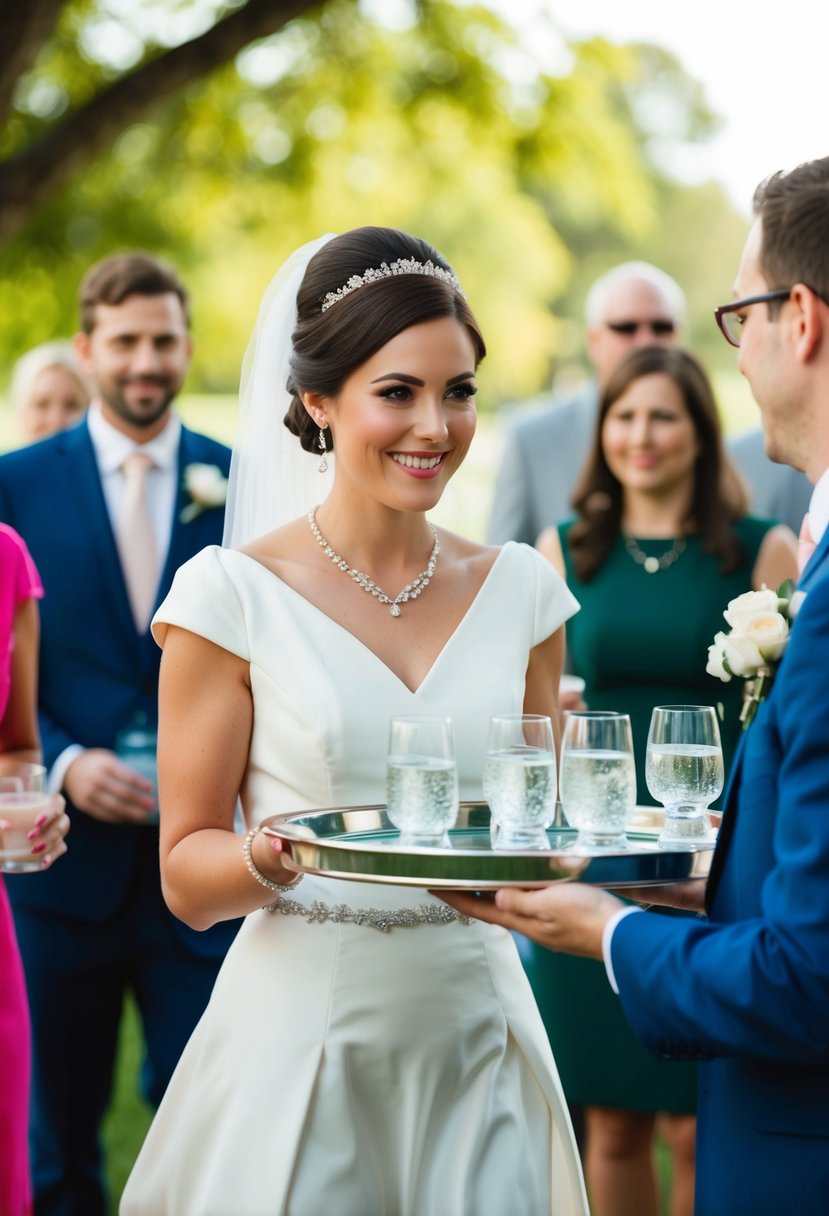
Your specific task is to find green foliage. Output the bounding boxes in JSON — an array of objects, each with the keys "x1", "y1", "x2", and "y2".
[{"x1": 0, "y1": 0, "x2": 748, "y2": 412}]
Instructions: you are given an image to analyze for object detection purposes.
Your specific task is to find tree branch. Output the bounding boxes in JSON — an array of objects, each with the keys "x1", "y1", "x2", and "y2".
[
  {"x1": 0, "y1": 0, "x2": 66, "y2": 128},
  {"x1": 0, "y1": 0, "x2": 327, "y2": 245}
]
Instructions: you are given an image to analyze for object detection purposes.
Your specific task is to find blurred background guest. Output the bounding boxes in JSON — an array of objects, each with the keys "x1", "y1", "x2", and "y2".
[
  {"x1": 728, "y1": 424, "x2": 811, "y2": 534},
  {"x1": 9, "y1": 341, "x2": 90, "y2": 443},
  {"x1": 533, "y1": 345, "x2": 797, "y2": 1216},
  {"x1": 0, "y1": 252, "x2": 239, "y2": 1216},
  {"x1": 487, "y1": 261, "x2": 686, "y2": 545},
  {"x1": 0, "y1": 523, "x2": 69, "y2": 1216}
]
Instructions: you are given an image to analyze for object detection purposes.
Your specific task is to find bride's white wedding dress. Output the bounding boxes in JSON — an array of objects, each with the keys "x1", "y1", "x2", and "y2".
[{"x1": 120, "y1": 540, "x2": 588, "y2": 1216}]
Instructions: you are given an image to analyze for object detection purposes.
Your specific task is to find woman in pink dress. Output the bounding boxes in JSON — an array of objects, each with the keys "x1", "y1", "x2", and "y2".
[{"x1": 0, "y1": 523, "x2": 69, "y2": 1216}]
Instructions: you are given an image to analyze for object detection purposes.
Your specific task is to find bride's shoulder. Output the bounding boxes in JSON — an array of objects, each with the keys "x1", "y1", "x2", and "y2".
[{"x1": 238, "y1": 518, "x2": 309, "y2": 575}]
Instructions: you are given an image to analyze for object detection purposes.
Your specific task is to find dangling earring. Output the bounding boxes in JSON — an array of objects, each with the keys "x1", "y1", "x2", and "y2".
[{"x1": 317, "y1": 426, "x2": 328, "y2": 474}]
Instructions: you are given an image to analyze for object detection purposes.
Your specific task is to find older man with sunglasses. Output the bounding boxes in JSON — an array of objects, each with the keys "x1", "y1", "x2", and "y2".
[{"x1": 487, "y1": 261, "x2": 685, "y2": 546}]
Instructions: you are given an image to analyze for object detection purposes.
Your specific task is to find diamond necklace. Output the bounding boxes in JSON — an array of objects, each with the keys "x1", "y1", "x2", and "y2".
[
  {"x1": 623, "y1": 533, "x2": 687, "y2": 574},
  {"x1": 307, "y1": 509, "x2": 439, "y2": 617}
]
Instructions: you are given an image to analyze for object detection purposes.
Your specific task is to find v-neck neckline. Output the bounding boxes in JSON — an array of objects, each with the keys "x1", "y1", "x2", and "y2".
[{"x1": 229, "y1": 543, "x2": 510, "y2": 695}]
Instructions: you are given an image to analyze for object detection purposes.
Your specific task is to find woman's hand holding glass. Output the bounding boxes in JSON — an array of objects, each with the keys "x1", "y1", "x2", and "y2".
[
  {"x1": 559, "y1": 711, "x2": 636, "y2": 849},
  {"x1": 645, "y1": 704, "x2": 724, "y2": 846},
  {"x1": 0, "y1": 763, "x2": 69, "y2": 872}
]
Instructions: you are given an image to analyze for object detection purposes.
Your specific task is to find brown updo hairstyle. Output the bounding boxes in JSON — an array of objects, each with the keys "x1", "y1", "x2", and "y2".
[
  {"x1": 567, "y1": 346, "x2": 749, "y2": 582},
  {"x1": 284, "y1": 226, "x2": 486, "y2": 452}
]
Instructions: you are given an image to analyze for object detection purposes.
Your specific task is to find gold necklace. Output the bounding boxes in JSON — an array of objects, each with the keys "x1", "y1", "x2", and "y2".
[
  {"x1": 623, "y1": 533, "x2": 687, "y2": 574},
  {"x1": 308, "y1": 509, "x2": 439, "y2": 618}
]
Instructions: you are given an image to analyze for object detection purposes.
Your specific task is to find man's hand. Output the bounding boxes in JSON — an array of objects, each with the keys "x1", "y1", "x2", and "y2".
[
  {"x1": 64, "y1": 750, "x2": 156, "y2": 824},
  {"x1": 441, "y1": 882, "x2": 624, "y2": 959},
  {"x1": 609, "y1": 879, "x2": 706, "y2": 914}
]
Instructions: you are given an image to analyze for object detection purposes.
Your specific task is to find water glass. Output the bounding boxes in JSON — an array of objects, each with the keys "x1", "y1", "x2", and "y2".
[
  {"x1": 114, "y1": 711, "x2": 159, "y2": 825},
  {"x1": 385, "y1": 716, "x2": 459, "y2": 846},
  {"x1": 646, "y1": 705, "x2": 724, "y2": 846},
  {"x1": 483, "y1": 714, "x2": 557, "y2": 849},
  {"x1": 559, "y1": 712, "x2": 636, "y2": 849},
  {"x1": 0, "y1": 763, "x2": 50, "y2": 873}
]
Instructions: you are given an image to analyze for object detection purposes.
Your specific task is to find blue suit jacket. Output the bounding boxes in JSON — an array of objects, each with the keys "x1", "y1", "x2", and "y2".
[
  {"x1": 0, "y1": 418, "x2": 238, "y2": 959},
  {"x1": 610, "y1": 529, "x2": 829, "y2": 1215}
]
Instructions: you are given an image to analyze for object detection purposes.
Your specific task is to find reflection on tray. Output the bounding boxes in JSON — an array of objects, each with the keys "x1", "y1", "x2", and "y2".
[{"x1": 260, "y1": 803, "x2": 717, "y2": 891}]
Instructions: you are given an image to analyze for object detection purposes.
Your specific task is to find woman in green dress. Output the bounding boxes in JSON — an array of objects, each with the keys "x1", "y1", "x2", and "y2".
[{"x1": 533, "y1": 346, "x2": 797, "y2": 1216}]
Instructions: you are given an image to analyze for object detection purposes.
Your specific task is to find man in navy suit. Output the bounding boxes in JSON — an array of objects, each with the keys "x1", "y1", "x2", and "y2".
[
  {"x1": 0, "y1": 253, "x2": 240, "y2": 1215},
  {"x1": 447, "y1": 157, "x2": 829, "y2": 1216}
]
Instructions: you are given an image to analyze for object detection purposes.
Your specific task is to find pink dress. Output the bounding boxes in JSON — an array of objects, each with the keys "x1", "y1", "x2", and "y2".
[{"x1": 0, "y1": 523, "x2": 44, "y2": 1216}]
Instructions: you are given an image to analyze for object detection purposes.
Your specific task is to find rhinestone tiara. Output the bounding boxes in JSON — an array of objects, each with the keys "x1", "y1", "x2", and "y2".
[{"x1": 320, "y1": 257, "x2": 465, "y2": 312}]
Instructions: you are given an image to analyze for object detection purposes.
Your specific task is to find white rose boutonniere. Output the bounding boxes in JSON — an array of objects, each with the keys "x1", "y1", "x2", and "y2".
[
  {"x1": 180, "y1": 463, "x2": 229, "y2": 523},
  {"x1": 706, "y1": 579, "x2": 801, "y2": 729}
]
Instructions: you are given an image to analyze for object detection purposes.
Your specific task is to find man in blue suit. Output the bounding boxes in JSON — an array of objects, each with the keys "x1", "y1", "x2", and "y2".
[
  {"x1": 0, "y1": 252, "x2": 240, "y2": 1215},
  {"x1": 447, "y1": 157, "x2": 829, "y2": 1216}
]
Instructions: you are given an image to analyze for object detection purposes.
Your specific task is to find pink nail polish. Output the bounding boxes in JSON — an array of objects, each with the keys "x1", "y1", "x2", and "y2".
[
  {"x1": 31, "y1": 842, "x2": 45, "y2": 854},
  {"x1": 35, "y1": 813, "x2": 48, "y2": 827}
]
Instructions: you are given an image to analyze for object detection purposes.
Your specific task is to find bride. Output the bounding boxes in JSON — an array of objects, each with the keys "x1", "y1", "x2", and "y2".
[{"x1": 120, "y1": 226, "x2": 588, "y2": 1215}]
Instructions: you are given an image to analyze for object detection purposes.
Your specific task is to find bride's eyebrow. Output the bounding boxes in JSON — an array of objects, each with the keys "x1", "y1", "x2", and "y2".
[
  {"x1": 371, "y1": 373, "x2": 423, "y2": 386},
  {"x1": 370, "y1": 372, "x2": 475, "y2": 386}
]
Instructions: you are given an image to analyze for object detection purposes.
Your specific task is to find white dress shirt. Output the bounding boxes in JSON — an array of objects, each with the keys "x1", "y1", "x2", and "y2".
[
  {"x1": 48, "y1": 403, "x2": 182, "y2": 793},
  {"x1": 807, "y1": 466, "x2": 829, "y2": 545}
]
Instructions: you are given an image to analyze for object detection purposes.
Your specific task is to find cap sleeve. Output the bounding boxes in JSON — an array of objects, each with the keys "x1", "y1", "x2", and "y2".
[
  {"x1": 519, "y1": 542, "x2": 580, "y2": 645},
  {"x1": 152, "y1": 546, "x2": 250, "y2": 661}
]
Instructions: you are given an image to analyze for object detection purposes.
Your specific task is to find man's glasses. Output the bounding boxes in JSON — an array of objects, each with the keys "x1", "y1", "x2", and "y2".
[
  {"x1": 713, "y1": 289, "x2": 792, "y2": 348},
  {"x1": 604, "y1": 319, "x2": 676, "y2": 337}
]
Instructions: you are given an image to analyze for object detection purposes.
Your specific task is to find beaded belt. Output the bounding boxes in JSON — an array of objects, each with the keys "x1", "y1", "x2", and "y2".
[{"x1": 264, "y1": 894, "x2": 472, "y2": 933}]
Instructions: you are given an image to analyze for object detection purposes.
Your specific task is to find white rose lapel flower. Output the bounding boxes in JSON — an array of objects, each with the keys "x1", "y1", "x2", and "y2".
[
  {"x1": 706, "y1": 579, "x2": 804, "y2": 729},
  {"x1": 180, "y1": 463, "x2": 229, "y2": 523}
]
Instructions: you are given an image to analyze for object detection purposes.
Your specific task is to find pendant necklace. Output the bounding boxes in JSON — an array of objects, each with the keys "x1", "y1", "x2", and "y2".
[
  {"x1": 308, "y1": 509, "x2": 439, "y2": 617},
  {"x1": 623, "y1": 533, "x2": 687, "y2": 574}
]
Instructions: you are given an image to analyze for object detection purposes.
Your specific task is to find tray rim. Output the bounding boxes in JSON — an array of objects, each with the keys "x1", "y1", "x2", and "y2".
[{"x1": 260, "y1": 802, "x2": 716, "y2": 889}]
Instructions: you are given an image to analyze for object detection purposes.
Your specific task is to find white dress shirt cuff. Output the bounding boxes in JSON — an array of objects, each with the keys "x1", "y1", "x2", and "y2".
[
  {"x1": 602, "y1": 905, "x2": 645, "y2": 994},
  {"x1": 48, "y1": 744, "x2": 84, "y2": 794}
]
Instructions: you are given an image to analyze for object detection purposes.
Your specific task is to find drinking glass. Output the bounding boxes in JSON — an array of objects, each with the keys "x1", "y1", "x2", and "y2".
[
  {"x1": 646, "y1": 705, "x2": 724, "y2": 846},
  {"x1": 0, "y1": 763, "x2": 50, "y2": 873},
  {"x1": 114, "y1": 711, "x2": 159, "y2": 825},
  {"x1": 385, "y1": 716, "x2": 459, "y2": 846},
  {"x1": 559, "y1": 712, "x2": 636, "y2": 849},
  {"x1": 483, "y1": 714, "x2": 557, "y2": 849}
]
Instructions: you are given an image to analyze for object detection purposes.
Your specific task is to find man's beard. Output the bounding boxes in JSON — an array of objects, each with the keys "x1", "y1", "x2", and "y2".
[{"x1": 102, "y1": 376, "x2": 179, "y2": 429}]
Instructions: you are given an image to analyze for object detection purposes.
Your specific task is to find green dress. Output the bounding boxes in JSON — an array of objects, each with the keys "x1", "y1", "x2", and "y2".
[{"x1": 521, "y1": 516, "x2": 775, "y2": 1113}]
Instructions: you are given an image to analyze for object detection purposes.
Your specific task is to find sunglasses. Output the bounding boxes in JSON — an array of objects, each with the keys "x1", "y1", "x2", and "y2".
[{"x1": 605, "y1": 320, "x2": 677, "y2": 337}]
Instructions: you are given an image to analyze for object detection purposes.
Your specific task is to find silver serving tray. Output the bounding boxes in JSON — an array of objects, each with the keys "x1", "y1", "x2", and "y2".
[{"x1": 260, "y1": 803, "x2": 717, "y2": 890}]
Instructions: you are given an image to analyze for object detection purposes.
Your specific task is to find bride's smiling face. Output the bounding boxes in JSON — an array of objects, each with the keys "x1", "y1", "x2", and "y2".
[{"x1": 309, "y1": 315, "x2": 478, "y2": 509}]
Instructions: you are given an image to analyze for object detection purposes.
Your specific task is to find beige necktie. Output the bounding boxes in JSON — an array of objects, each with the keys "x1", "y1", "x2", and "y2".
[
  {"x1": 117, "y1": 451, "x2": 159, "y2": 632},
  {"x1": 798, "y1": 512, "x2": 817, "y2": 577}
]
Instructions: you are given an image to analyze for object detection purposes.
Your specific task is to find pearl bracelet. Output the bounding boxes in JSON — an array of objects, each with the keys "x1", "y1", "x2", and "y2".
[{"x1": 243, "y1": 826, "x2": 303, "y2": 895}]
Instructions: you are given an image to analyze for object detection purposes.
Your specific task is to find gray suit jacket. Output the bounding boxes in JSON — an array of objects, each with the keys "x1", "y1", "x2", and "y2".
[
  {"x1": 727, "y1": 428, "x2": 811, "y2": 534},
  {"x1": 487, "y1": 381, "x2": 599, "y2": 545}
]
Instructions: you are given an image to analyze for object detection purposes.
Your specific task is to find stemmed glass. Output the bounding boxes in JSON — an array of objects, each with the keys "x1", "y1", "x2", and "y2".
[
  {"x1": 559, "y1": 712, "x2": 636, "y2": 849},
  {"x1": 646, "y1": 705, "x2": 724, "y2": 846},
  {"x1": 483, "y1": 714, "x2": 557, "y2": 849},
  {"x1": 385, "y1": 716, "x2": 459, "y2": 846}
]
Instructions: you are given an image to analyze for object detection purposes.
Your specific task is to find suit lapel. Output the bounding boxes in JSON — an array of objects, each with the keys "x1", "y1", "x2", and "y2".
[
  {"x1": 60, "y1": 421, "x2": 138, "y2": 641},
  {"x1": 707, "y1": 535, "x2": 829, "y2": 909},
  {"x1": 159, "y1": 427, "x2": 200, "y2": 603}
]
